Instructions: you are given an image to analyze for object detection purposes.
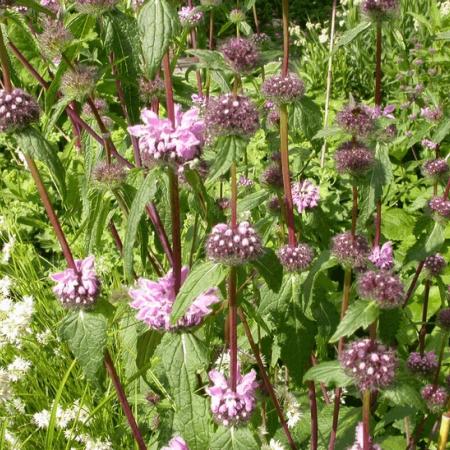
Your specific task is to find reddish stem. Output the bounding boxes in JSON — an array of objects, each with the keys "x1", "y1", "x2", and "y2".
[
  {"x1": 443, "y1": 177, "x2": 450, "y2": 199},
  {"x1": 281, "y1": 0, "x2": 289, "y2": 77},
  {"x1": 208, "y1": 10, "x2": 215, "y2": 50},
  {"x1": 24, "y1": 155, "x2": 76, "y2": 269},
  {"x1": 418, "y1": 280, "x2": 431, "y2": 355},
  {"x1": 351, "y1": 185, "x2": 358, "y2": 238},
  {"x1": 362, "y1": 390, "x2": 371, "y2": 450},
  {"x1": 104, "y1": 351, "x2": 147, "y2": 450},
  {"x1": 229, "y1": 267, "x2": 238, "y2": 392},
  {"x1": 238, "y1": 309, "x2": 298, "y2": 450},
  {"x1": 231, "y1": 161, "x2": 238, "y2": 228},
  {"x1": 402, "y1": 261, "x2": 425, "y2": 308},
  {"x1": 308, "y1": 380, "x2": 319, "y2": 450},
  {"x1": 0, "y1": 27, "x2": 12, "y2": 93}
]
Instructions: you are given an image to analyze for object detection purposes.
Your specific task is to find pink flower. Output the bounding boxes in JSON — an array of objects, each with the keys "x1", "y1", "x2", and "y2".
[
  {"x1": 422, "y1": 139, "x2": 438, "y2": 150},
  {"x1": 206, "y1": 369, "x2": 258, "y2": 426},
  {"x1": 420, "y1": 106, "x2": 443, "y2": 122},
  {"x1": 291, "y1": 180, "x2": 320, "y2": 213},
  {"x1": 348, "y1": 422, "x2": 381, "y2": 450},
  {"x1": 128, "y1": 105, "x2": 204, "y2": 170},
  {"x1": 50, "y1": 256, "x2": 101, "y2": 307},
  {"x1": 162, "y1": 436, "x2": 189, "y2": 450},
  {"x1": 368, "y1": 241, "x2": 394, "y2": 270},
  {"x1": 129, "y1": 267, "x2": 220, "y2": 331}
]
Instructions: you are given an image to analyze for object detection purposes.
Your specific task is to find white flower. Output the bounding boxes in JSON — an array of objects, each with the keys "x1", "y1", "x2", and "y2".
[
  {"x1": 339, "y1": 20, "x2": 345, "y2": 27},
  {"x1": 440, "y1": 0, "x2": 450, "y2": 16},
  {"x1": 64, "y1": 429, "x2": 84, "y2": 443},
  {"x1": 0, "y1": 276, "x2": 12, "y2": 298},
  {"x1": 0, "y1": 368, "x2": 12, "y2": 403},
  {"x1": 285, "y1": 392, "x2": 303, "y2": 429},
  {"x1": 319, "y1": 32, "x2": 328, "y2": 44},
  {"x1": 36, "y1": 329, "x2": 52, "y2": 345},
  {"x1": 4, "y1": 429, "x2": 21, "y2": 449},
  {"x1": 10, "y1": 397, "x2": 26, "y2": 413},
  {"x1": 7, "y1": 357, "x2": 31, "y2": 381},
  {"x1": 269, "y1": 438, "x2": 286, "y2": 450},
  {"x1": 327, "y1": 387, "x2": 347, "y2": 404},
  {"x1": 0, "y1": 295, "x2": 34, "y2": 348},
  {"x1": 306, "y1": 21, "x2": 314, "y2": 30},
  {"x1": 1, "y1": 237, "x2": 15, "y2": 264},
  {"x1": 33, "y1": 409, "x2": 51, "y2": 429},
  {"x1": 83, "y1": 436, "x2": 114, "y2": 450},
  {"x1": 56, "y1": 405, "x2": 76, "y2": 429}
]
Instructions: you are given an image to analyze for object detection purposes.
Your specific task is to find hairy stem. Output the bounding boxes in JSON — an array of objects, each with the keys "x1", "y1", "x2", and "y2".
[
  {"x1": 238, "y1": 309, "x2": 297, "y2": 450},
  {"x1": 104, "y1": 351, "x2": 148, "y2": 450},
  {"x1": 329, "y1": 267, "x2": 352, "y2": 450},
  {"x1": 362, "y1": 390, "x2": 371, "y2": 450},
  {"x1": 319, "y1": 0, "x2": 337, "y2": 168},
  {"x1": 228, "y1": 267, "x2": 238, "y2": 391},
  {"x1": 418, "y1": 280, "x2": 431, "y2": 355},
  {"x1": 280, "y1": 105, "x2": 296, "y2": 246},
  {"x1": 24, "y1": 155, "x2": 76, "y2": 270},
  {"x1": 281, "y1": 0, "x2": 289, "y2": 76}
]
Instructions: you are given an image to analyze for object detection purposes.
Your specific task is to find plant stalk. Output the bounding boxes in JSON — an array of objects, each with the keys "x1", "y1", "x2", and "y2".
[
  {"x1": 433, "y1": 331, "x2": 448, "y2": 387},
  {"x1": 238, "y1": 309, "x2": 297, "y2": 450},
  {"x1": 418, "y1": 280, "x2": 431, "y2": 355},
  {"x1": 351, "y1": 185, "x2": 358, "y2": 237},
  {"x1": 362, "y1": 390, "x2": 371, "y2": 450},
  {"x1": 281, "y1": 0, "x2": 289, "y2": 76},
  {"x1": 438, "y1": 413, "x2": 450, "y2": 450},
  {"x1": 228, "y1": 267, "x2": 238, "y2": 392},
  {"x1": 104, "y1": 351, "x2": 148, "y2": 450},
  {"x1": 309, "y1": 380, "x2": 319, "y2": 450},
  {"x1": 0, "y1": 25, "x2": 12, "y2": 92},
  {"x1": 402, "y1": 261, "x2": 425, "y2": 308}
]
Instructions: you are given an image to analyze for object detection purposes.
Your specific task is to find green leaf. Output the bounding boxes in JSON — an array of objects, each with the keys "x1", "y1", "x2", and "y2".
[
  {"x1": 207, "y1": 136, "x2": 246, "y2": 185},
  {"x1": 381, "y1": 208, "x2": 416, "y2": 241},
  {"x1": 381, "y1": 383, "x2": 424, "y2": 410},
  {"x1": 15, "y1": 127, "x2": 66, "y2": 198},
  {"x1": 424, "y1": 222, "x2": 445, "y2": 255},
  {"x1": 123, "y1": 171, "x2": 158, "y2": 280},
  {"x1": 138, "y1": 0, "x2": 179, "y2": 78},
  {"x1": 303, "y1": 361, "x2": 352, "y2": 387},
  {"x1": 210, "y1": 426, "x2": 259, "y2": 450},
  {"x1": 335, "y1": 21, "x2": 371, "y2": 48},
  {"x1": 259, "y1": 273, "x2": 297, "y2": 315},
  {"x1": 312, "y1": 126, "x2": 342, "y2": 140},
  {"x1": 104, "y1": 11, "x2": 142, "y2": 123},
  {"x1": 59, "y1": 310, "x2": 107, "y2": 381},
  {"x1": 436, "y1": 30, "x2": 450, "y2": 40},
  {"x1": 170, "y1": 261, "x2": 227, "y2": 324},
  {"x1": 250, "y1": 248, "x2": 283, "y2": 292},
  {"x1": 330, "y1": 301, "x2": 379, "y2": 343},
  {"x1": 159, "y1": 333, "x2": 212, "y2": 449},
  {"x1": 432, "y1": 117, "x2": 450, "y2": 143},
  {"x1": 237, "y1": 190, "x2": 270, "y2": 215},
  {"x1": 84, "y1": 192, "x2": 113, "y2": 253},
  {"x1": 186, "y1": 49, "x2": 229, "y2": 71},
  {"x1": 289, "y1": 96, "x2": 322, "y2": 141}
]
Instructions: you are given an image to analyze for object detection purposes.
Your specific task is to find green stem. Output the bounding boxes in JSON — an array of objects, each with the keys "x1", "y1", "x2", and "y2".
[{"x1": 0, "y1": 25, "x2": 12, "y2": 93}]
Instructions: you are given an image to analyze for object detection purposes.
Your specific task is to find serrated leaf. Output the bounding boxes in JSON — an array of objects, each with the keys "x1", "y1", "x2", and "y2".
[
  {"x1": 424, "y1": 222, "x2": 445, "y2": 254},
  {"x1": 303, "y1": 361, "x2": 352, "y2": 387},
  {"x1": 312, "y1": 126, "x2": 342, "y2": 140},
  {"x1": 335, "y1": 21, "x2": 371, "y2": 48},
  {"x1": 84, "y1": 192, "x2": 113, "y2": 253},
  {"x1": 123, "y1": 171, "x2": 158, "y2": 280},
  {"x1": 207, "y1": 136, "x2": 245, "y2": 185},
  {"x1": 15, "y1": 127, "x2": 66, "y2": 197},
  {"x1": 381, "y1": 383, "x2": 424, "y2": 410},
  {"x1": 432, "y1": 117, "x2": 450, "y2": 143},
  {"x1": 289, "y1": 96, "x2": 322, "y2": 141},
  {"x1": 186, "y1": 49, "x2": 229, "y2": 71},
  {"x1": 59, "y1": 310, "x2": 107, "y2": 381},
  {"x1": 170, "y1": 261, "x2": 227, "y2": 324},
  {"x1": 330, "y1": 301, "x2": 379, "y2": 343},
  {"x1": 138, "y1": 0, "x2": 179, "y2": 78},
  {"x1": 381, "y1": 208, "x2": 416, "y2": 241},
  {"x1": 259, "y1": 273, "x2": 297, "y2": 315},
  {"x1": 250, "y1": 248, "x2": 283, "y2": 292},
  {"x1": 104, "y1": 11, "x2": 141, "y2": 124},
  {"x1": 210, "y1": 426, "x2": 259, "y2": 450},
  {"x1": 237, "y1": 190, "x2": 269, "y2": 215}
]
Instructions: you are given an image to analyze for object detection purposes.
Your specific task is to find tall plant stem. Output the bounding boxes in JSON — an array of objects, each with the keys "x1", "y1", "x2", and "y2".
[
  {"x1": 0, "y1": 26, "x2": 12, "y2": 92},
  {"x1": 228, "y1": 267, "x2": 238, "y2": 391},
  {"x1": 433, "y1": 331, "x2": 448, "y2": 387},
  {"x1": 351, "y1": 185, "x2": 358, "y2": 237},
  {"x1": 187, "y1": 0, "x2": 202, "y2": 95},
  {"x1": 162, "y1": 52, "x2": 181, "y2": 291},
  {"x1": 373, "y1": 21, "x2": 383, "y2": 248},
  {"x1": 362, "y1": 390, "x2": 371, "y2": 450},
  {"x1": 104, "y1": 351, "x2": 147, "y2": 450},
  {"x1": 238, "y1": 309, "x2": 298, "y2": 450},
  {"x1": 231, "y1": 161, "x2": 238, "y2": 228},
  {"x1": 281, "y1": 0, "x2": 289, "y2": 76},
  {"x1": 208, "y1": 10, "x2": 214, "y2": 50},
  {"x1": 24, "y1": 155, "x2": 76, "y2": 269},
  {"x1": 443, "y1": 177, "x2": 450, "y2": 199},
  {"x1": 280, "y1": 105, "x2": 296, "y2": 245},
  {"x1": 438, "y1": 413, "x2": 450, "y2": 450},
  {"x1": 418, "y1": 280, "x2": 431, "y2": 354},
  {"x1": 402, "y1": 261, "x2": 425, "y2": 308},
  {"x1": 329, "y1": 267, "x2": 352, "y2": 450},
  {"x1": 309, "y1": 380, "x2": 319, "y2": 450},
  {"x1": 320, "y1": 0, "x2": 337, "y2": 168}
]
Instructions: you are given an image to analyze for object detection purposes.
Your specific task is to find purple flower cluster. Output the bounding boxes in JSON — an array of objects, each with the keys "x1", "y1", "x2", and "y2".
[
  {"x1": 421, "y1": 384, "x2": 448, "y2": 413},
  {"x1": 139, "y1": 77, "x2": 165, "y2": 101},
  {"x1": 422, "y1": 159, "x2": 448, "y2": 180},
  {"x1": 368, "y1": 242, "x2": 394, "y2": 270},
  {"x1": 228, "y1": 8, "x2": 246, "y2": 23},
  {"x1": 348, "y1": 422, "x2": 381, "y2": 450},
  {"x1": 238, "y1": 176, "x2": 253, "y2": 188},
  {"x1": 407, "y1": 351, "x2": 438, "y2": 376},
  {"x1": 340, "y1": 339, "x2": 397, "y2": 391},
  {"x1": 291, "y1": 180, "x2": 320, "y2": 213},
  {"x1": 38, "y1": 18, "x2": 73, "y2": 58},
  {"x1": 357, "y1": 270, "x2": 404, "y2": 309},
  {"x1": 50, "y1": 256, "x2": 101, "y2": 307},
  {"x1": 422, "y1": 139, "x2": 439, "y2": 150},
  {"x1": 205, "y1": 94, "x2": 259, "y2": 138},
  {"x1": 82, "y1": 98, "x2": 107, "y2": 117},
  {"x1": 221, "y1": 37, "x2": 259, "y2": 73},
  {"x1": 92, "y1": 162, "x2": 127, "y2": 188},
  {"x1": 262, "y1": 74, "x2": 305, "y2": 104},
  {"x1": 331, "y1": 232, "x2": 370, "y2": 268},
  {"x1": 61, "y1": 65, "x2": 98, "y2": 99},
  {"x1": 128, "y1": 105, "x2": 204, "y2": 170},
  {"x1": 161, "y1": 436, "x2": 189, "y2": 450},
  {"x1": 423, "y1": 254, "x2": 446, "y2": 277},
  {"x1": 277, "y1": 243, "x2": 314, "y2": 272},
  {"x1": 129, "y1": 267, "x2": 220, "y2": 331},
  {"x1": 251, "y1": 32, "x2": 270, "y2": 46},
  {"x1": 361, "y1": 0, "x2": 398, "y2": 20},
  {"x1": 178, "y1": 6, "x2": 203, "y2": 28},
  {"x1": 421, "y1": 106, "x2": 443, "y2": 122},
  {"x1": 429, "y1": 197, "x2": 450, "y2": 219},
  {"x1": 206, "y1": 369, "x2": 258, "y2": 426},
  {"x1": 336, "y1": 103, "x2": 376, "y2": 137},
  {"x1": 437, "y1": 308, "x2": 450, "y2": 330},
  {"x1": 41, "y1": 0, "x2": 59, "y2": 12},
  {"x1": 260, "y1": 163, "x2": 283, "y2": 189},
  {"x1": 334, "y1": 142, "x2": 375, "y2": 176},
  {"x1": 206, "y1": 222, "x2": 263, "y2": 265},
  {"x1": 0, "y1": 89, "x2": 40, "y2": 132}
]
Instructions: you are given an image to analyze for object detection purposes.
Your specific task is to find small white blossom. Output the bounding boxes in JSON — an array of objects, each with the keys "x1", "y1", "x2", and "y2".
[
  {"x1": 0, "y1": 295, "x2": 34, "y2": 348},
  {"x1": 0, "y1": 368, "x2": 12, "y2": 403},
  {"x1": 285, "y1": 392, "x2": 303, "y2": 429},
  {"x1": 1, "y1": 237, "x2": 15, "y2": 264},
  {"x1": 7, "y1": 357, "x2": 31, "y2": 381},
  {"x1": 36, "y1": 329, "x2": 52, "y2": 345},
  {"x1": 33, "y1": 409, "x2": 51, "y2": 429},
  {"x1": 0, "y1": 276, "x2": 12, "y2": 297}
]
